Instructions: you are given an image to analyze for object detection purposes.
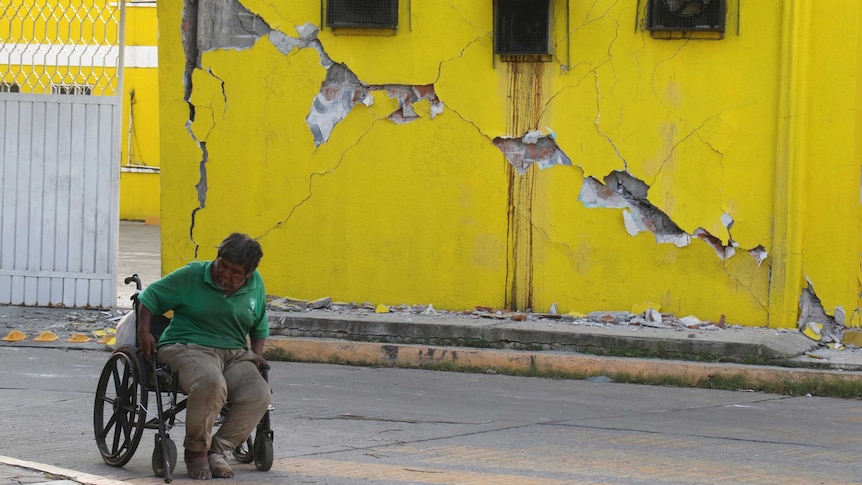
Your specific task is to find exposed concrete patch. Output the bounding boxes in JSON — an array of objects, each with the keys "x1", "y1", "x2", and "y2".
[
  {"x1": 492, "y1": 130, "x2": 572, "y2": 174},
  {"x1": 307, "y1": 63, "x2": 372, "y2": 146},
  {"x1": 579, "y1": 170, "x2": 768, "y2": 262},
  {"x1": 798, "y1": 282, "x2": 844, "y2": 344},
  {"x1": 307, "y1": 67, "x2": 445, "y2": 145},
  {"x1": 378, "y1": 84, "x2": 443, "y2": 125}
]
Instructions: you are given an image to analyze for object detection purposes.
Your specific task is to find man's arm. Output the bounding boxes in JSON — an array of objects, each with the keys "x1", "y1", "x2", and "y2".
[
  {"x1": 137, "y1": 304, "x2": 157, "y2": 360},
  {"x1": 250, "y1": 337, "x2": 269, "y2": 370}
]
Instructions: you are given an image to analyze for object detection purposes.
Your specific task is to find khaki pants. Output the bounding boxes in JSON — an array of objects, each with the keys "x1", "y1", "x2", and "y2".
[{"x1": 157, "y1": 344, "x2": 271, "y2": 454}]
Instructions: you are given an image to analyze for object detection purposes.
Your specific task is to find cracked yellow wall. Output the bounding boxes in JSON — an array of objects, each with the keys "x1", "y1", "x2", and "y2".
[{"x1": 158, "y1": 1, "x2": 862, "y2": 327}]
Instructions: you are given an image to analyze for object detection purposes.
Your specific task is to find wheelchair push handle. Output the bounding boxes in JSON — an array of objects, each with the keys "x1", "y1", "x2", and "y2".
[{"x1": 124, "y1": 274, "x2": 142, "y2": 291}]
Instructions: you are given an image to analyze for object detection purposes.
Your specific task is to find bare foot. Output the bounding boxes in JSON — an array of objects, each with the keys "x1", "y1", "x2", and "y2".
[
  {"x1": 208, "y1": 452, "x2": 234, "y2": 479},
  {"x1": 184, "y1": 450, "x2": 212, "y2": 480}
]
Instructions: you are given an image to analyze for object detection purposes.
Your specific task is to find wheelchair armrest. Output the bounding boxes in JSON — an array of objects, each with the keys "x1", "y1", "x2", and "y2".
[{"x1": 150, "y1": 314, "x2": 172, "y2": 342}]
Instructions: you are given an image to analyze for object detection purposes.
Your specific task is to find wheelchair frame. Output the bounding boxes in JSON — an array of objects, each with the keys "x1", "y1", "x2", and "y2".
[{"x1": 93, "y1": 274, "x2": 274, "y2": 483}]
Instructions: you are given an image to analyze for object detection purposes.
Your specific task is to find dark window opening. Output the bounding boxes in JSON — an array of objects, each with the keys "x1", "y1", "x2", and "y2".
[
  {"x1": 495, "y1": 0, "x2": 551, "y2": 55},
  {"x1": 647, "y1": 0, "x2": 725, "y2": 32},
  {"x1": 326, "y1": 0, "x2": 399, "y2": 29},
  {"x1": 0, "y1": 83, "x2": 20, "y2": 93}
]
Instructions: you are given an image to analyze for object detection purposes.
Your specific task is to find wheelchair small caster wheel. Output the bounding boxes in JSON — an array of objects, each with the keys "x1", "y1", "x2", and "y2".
[
  {"x1": 152, "y1": 435, "x2": 177, "y2": 479},
  {"x1": 253, "y1": 432, "x2": 274, "y2": 471}
]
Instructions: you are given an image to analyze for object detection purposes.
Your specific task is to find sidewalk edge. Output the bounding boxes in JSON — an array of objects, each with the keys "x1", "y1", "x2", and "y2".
[
  {"x1": 0, "y1": 456, "x2": 127, "y2": 485},
  {"x1": 264, "y1": 337, "x2": 862, "y2": 385}
]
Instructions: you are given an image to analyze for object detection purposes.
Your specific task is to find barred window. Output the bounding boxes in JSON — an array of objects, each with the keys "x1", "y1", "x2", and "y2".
[
  {"x1": 326, "y1": 0, "x2": 399, "y2": 29},
  {"x1": 495, "y1": 0, "x2": 551, "y2": 55}
]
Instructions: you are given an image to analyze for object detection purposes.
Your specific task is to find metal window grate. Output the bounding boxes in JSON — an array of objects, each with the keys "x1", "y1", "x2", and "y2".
[
  {"x1": 0, "y1": 82, "x2": 19, "y2": 93},
  {"x1": 647, "y1": 0, "x2": 725, "y2": 32},
  {"x1": 50, "y1": 84, "x2": 93, "y2": 95},
  {"x1": 0, "y1": 1, "x2": 124, "y2": 95},
  {"x1": 495, "y1": 0, "x2": 551, "y2": 55},
  {"x1": 326, "y1": 0, "x2": 398, "y2": 29}
]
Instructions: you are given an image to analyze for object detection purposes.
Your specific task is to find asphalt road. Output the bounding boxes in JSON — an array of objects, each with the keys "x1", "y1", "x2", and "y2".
[{"x1": 2, "y1": 346, "x2": 861, "y2": 484}]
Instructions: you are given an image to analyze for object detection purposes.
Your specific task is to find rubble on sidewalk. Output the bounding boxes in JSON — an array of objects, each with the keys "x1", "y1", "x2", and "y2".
[{"x1": 266, "y1": 295, "x2": 741, "y2": 332}]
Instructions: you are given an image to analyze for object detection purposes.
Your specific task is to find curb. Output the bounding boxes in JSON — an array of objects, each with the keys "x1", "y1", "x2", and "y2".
[
  {"x1": 263, "y1": 337, "x2": 862, "y2": 387},
  {"x1": 0, "y1": 456, "x2": 127, "y2": 485},
  {"x1": 267, "y1": 312, "x2": 818, "y2": 363}
]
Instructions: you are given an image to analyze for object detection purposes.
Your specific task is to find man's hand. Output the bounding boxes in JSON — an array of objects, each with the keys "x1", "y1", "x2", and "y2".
[
  {"x1": 253, "y1": 353, "x2": 270, "y2": 371},
  {"x1": 250, "y1": 337, "x2": 270, "y2": 370}
]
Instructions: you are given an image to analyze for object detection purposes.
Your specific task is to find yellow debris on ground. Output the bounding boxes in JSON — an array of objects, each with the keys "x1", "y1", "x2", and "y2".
[
  {"x1": 802, "y1": 322, "x2": 822, "y2": 341},
  {"x1": 92, "y1": 329, "x2": 116, "y2": 337},
  {"x1": 375, "y1": 304, "x2": 390, "y2": 313},
  {"x1": 33, "y1": 331, "x2": 59, "y2": 342},
  {"x1": 97, "y1": 335, "x2": 116, "y2": 345},
  {"x1": 1, "y1": 330, "x2": 27, "y2": 342},
  {"x1": 66, "y1": 333, "x2": 91, "y2": 343}
]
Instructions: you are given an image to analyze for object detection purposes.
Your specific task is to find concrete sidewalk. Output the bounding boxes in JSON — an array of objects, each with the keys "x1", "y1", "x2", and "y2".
[{"x1": 259, "y1": 307, "x2": 862, "y2": 387}]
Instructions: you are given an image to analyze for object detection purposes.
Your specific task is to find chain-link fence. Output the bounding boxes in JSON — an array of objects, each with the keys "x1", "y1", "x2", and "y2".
[{"x1": 0, "y1": 0, "x2": 124, "y2": 96}]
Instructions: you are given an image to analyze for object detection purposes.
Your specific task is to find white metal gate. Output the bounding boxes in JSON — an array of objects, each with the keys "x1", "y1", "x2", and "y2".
[{"x1": 0, "y1": 1, "x2": 124, "y2": 308}]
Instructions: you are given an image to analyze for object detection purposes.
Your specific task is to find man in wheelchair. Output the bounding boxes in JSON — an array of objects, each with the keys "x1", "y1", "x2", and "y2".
[{"x1": 136, "y1": 233, "x2": 271, "y2": 480}]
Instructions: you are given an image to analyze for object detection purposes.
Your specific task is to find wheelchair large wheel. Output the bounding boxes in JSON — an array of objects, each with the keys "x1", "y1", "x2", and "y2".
[{"x1": 94, "y1": 345, "x2": 147, "y2": 467}]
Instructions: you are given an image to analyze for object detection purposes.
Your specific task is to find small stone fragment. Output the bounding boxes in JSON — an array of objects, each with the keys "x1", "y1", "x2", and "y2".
[{"x1": 309, "y1": 297, "x2": 332, "y2": 309}]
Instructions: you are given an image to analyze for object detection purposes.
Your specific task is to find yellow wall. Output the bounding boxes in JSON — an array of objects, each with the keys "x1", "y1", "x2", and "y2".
[
  {"x1": 157, "y1": 0, "x2": 862, "y2": 328},
  {"x1": 119, "y1": 3, "x2": 160, "y2": 221},
  {"x1": 119, "y1": 168, "x2": 160, "y2": 220}
]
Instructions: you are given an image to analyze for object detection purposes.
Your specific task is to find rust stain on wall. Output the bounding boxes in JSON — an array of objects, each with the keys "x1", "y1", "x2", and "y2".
[{"x1": 505, "y1": 61, "x2": 545, "y2": 311}]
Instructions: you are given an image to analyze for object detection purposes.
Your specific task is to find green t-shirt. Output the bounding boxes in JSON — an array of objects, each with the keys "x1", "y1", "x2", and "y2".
[{"x1": 138, "y1": 260, "x2": 269, "y2": 349}]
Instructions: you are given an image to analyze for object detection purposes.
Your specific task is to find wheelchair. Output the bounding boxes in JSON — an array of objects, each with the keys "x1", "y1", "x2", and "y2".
[{"x1": 93, "y1": 274, "x2": 274, "y2": 483}]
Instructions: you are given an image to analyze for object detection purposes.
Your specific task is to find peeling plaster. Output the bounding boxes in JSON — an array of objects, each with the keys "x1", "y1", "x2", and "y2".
[
  {"x1": 306, "y1": 64, "x2": 372, "y2": 146},
  {"x1": 493, "y1": 130, "x2": 572, "y2": 174},
  {"x1": 307, "y1": 71, "x2": 445, "y2": 145},
  {"x1": 378, "y1": 84, "x2": 443, "y2": 125},
  {"x1": 579, "y1": 170, "x2": 768, "y2": 263}
]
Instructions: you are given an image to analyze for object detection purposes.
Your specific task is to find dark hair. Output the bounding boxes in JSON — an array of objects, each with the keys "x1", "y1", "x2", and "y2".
[{"x1": 217, "y1": 233, "x2": 263, "y2": 273}]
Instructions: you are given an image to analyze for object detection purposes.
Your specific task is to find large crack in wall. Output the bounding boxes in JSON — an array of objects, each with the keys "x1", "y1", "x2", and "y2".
[
  {"x1": 579, "y1": 170, "x2": 768, "y2": 264},
  {"x1": 183, "y1": 0, "x2": 447, "y2": 247},
  {"x1": 182, "y1": 0, "x2": 774, "y2": 314}
]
